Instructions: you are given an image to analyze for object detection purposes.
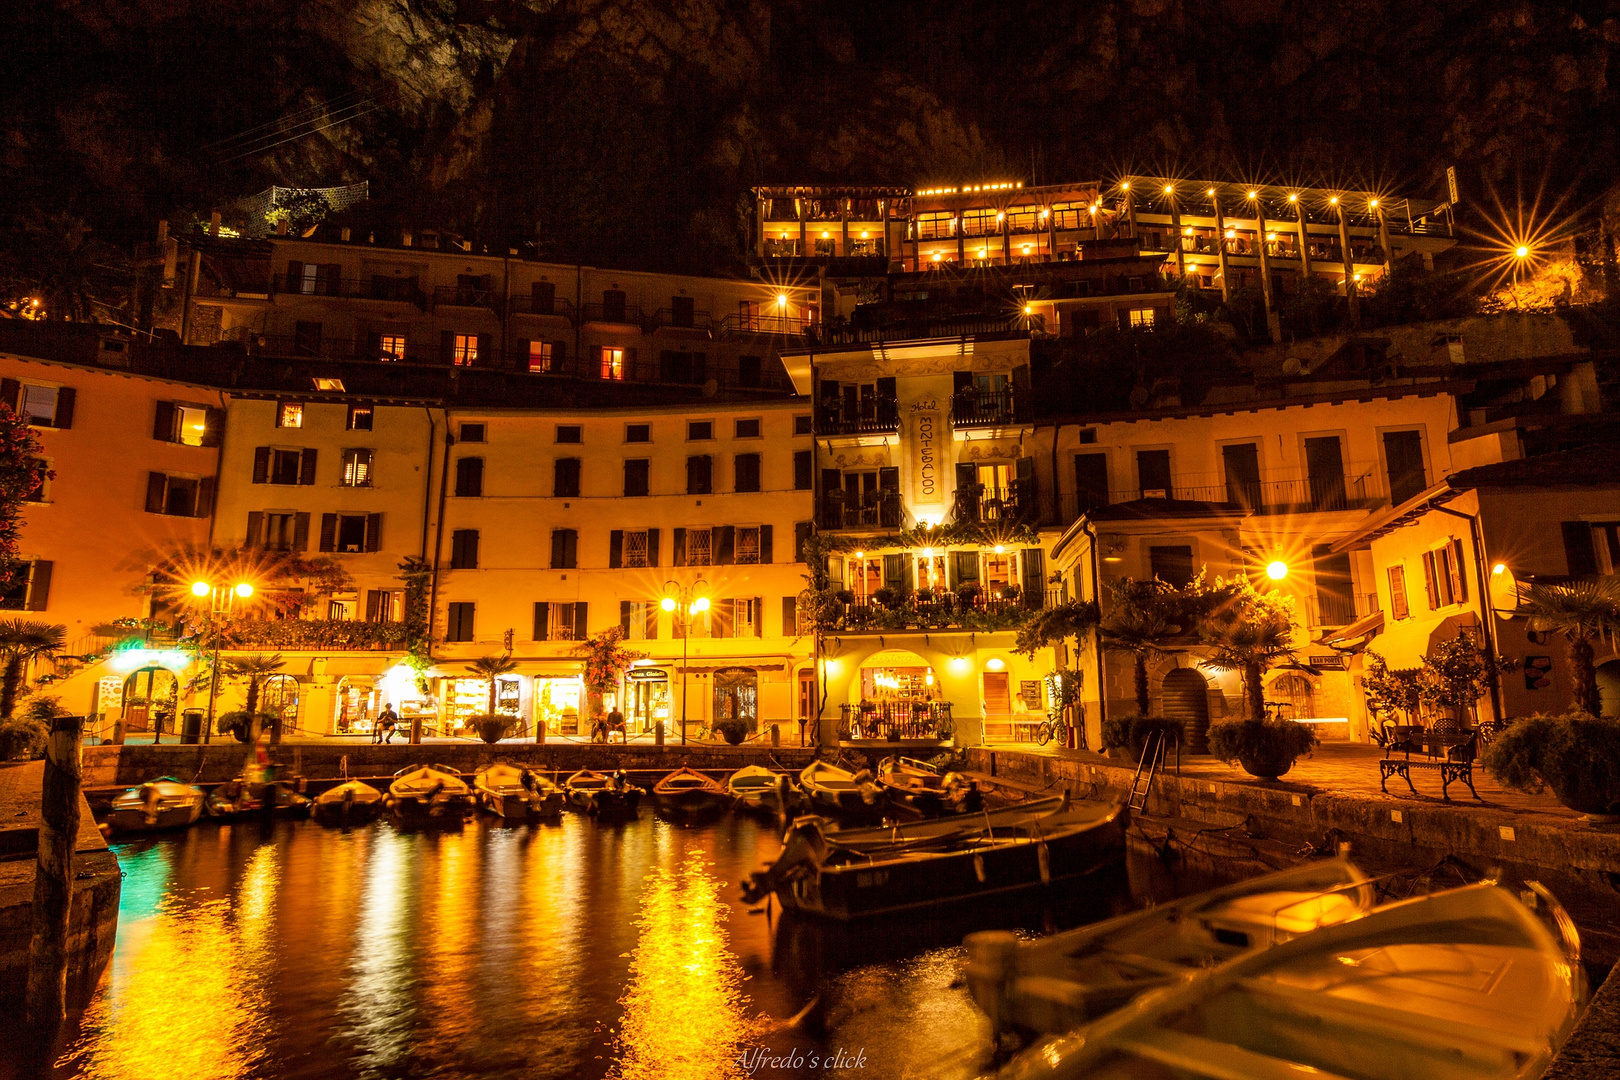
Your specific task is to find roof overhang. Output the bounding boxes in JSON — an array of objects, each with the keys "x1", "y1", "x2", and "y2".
[{"x1": 1328, "y1": 481, "x2": 1461, "y2": 553}]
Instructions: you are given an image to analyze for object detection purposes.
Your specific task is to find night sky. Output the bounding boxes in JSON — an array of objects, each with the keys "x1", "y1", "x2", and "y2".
[{"x1": 3, "y1": 0, "x2": 1619, "y2": 271}]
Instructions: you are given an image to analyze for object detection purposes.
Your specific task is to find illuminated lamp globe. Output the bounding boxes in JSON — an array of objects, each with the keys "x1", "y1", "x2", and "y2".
[
  {"x1": 1163, "y1": 185, "x2": 1174, "y2": 195},
  {"x1": 1368, "y1": 198, "x2": 1379, "y2": 209},
  {"x1": 1023, "y1": 303, "x2": 1034, "y2": 315},
  {"x1": 1266, "y1": 561, "x2": 1288, "y2": 581},
  {"x1": 1493, "y1": 563, "x2": 1507, "y2": 576},
  {"x1": 691, "y1": 597, "x2": 710, "y2": 613},
  {"x1": 1120, "y1": 181, "x2": 1130, "y2": 191},
  {"x1": 777, "y1": 293, "x2": 789, "y2": 307},
  {"x1": 1515, "y1": 246, "x2": 1530, "y2": 259},
  {"x1": 661, "y1": 597, "x2": 677, "y2": 613},
  {"x1": 1247, "y1": 190, "x2": 1258, "y2": 199},
  {"x1": 1329, "y1": 195, "x2": 1339, "y2": 205},
  {"x1": 234, "y1": 582, "x2": 254, "y2": 598},
  {"x1": 1206, "y1": 187, "x2": 1215, "y2": 197},
  {"x1": 190, "y1": 581, "x2": 212, "y2": 597},
  {"x1": 1288, "y1": 193, "x2": 1298, "y2": 203},
  {"x1": 994, "y1": 545, "x2": 1005, "y2": 554}
]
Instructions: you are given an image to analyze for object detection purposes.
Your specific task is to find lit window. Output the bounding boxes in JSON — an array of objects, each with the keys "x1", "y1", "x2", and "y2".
[
  {"x1": 623, "y1": 530, "x2": 650, "y2": 568},
  {"x1": 19, "y1": 385, "x2": 58, "y2": 425},
  {"x1": 686, "y1": 528, "x2": 713, "y2": 567},
  {"x1": 736, "y1": 526, "x2": 761, "y2": 565},
  {"x1": 342, "y1": 448, "x2": 373, "y2": 487},
  {"x1": 528, "y1": 341, "x2": 555, "y2": 374},
  {"x1": 277, "y1": 401, "x2": 304, "y2": 428},
  {"x1": 176, "y1": 405, "x2": 208, "y2": 446},
  {"x1": 452, "y1": 334, "x2": 478, "y2": 366},
  {"x1": 1128, "y1": 308, "x2": 1157, "y2": 329},
  {"x1": 378, "y1": 334, "x2": 406, "y2": 361},
  {"x1": 601, "y1": 347, "x2": 625, "y2": 380}
]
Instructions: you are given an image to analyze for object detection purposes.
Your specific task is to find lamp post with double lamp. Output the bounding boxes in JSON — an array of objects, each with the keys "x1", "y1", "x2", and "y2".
[
  {"x1": 661, "y1": 579, "x2": 709, "y2": 745},
  {"x1": 190, "y1": 579, "x2": 255, "y2": 743}
]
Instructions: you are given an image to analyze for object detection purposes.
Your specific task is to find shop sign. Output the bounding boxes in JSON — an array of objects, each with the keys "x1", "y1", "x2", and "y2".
[
  {"x1": 908, "y1": 396, "x2": 943, "y2": 510},
  {"x1": 628, "y1": 667, "x2": 670, "y2": 682}
]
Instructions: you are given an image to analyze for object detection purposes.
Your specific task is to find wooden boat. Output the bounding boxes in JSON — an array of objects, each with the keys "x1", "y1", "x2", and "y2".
[
  {"x1": 565, "y1": 769, "x2": 643, "y2": 815},
  {"x1": 204, "y1": 776, "x2": 314, "y2": 821},
  {"x1": 741, "y1": 796, "x2": 1125, "y2": 920},
  {"x1": 106, "y1": 777, "x2": 204, "y2": 834},
  {"x1": 997, "y1": 881, "x2": 1586, "y2": 1080},
  {"x1": 877, "y1": 755, "x2": 981, "y2": 815},
  {"x1": 312, "y1": 779, "x2": 385, "y2": 826},
  {"x1": 385, "y1": 765, "x2": 477, "y2": 822},
  {"x1": 966, "y1": 857, "x2": 1375, "y2": 1042},
  {"x1": 727, "y1": 765, "x2": 805, "y2": 817},
  {"x1": 473, "y1": 763, "x2": 564, "y2": 819},
  {"x1": 808, "y1": 795, "x2": 1068, "y2": 856},
  {"x1": 798, "y1": 760, "x2": 885, "y2": 817},
  {"x1": 652, "y1": 767, "x2": 730, "y2": 818}
]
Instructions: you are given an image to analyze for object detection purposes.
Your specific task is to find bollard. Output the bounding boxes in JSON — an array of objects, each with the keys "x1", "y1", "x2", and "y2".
[
  {"x1": 770, "y1": 723, "x2": 780, "y2": 748},
  {"x1": 654, "y1": 721, "x2": 664, "y2": 747},
  {"x1": 27, "y1": 713, "x2": 84, "y2": 1031},
  {"x1": 535, "y1": 720, "x2": 546, "y2": 745}
]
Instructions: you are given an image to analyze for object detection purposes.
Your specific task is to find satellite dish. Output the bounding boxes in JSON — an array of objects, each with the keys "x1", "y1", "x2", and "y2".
[
  {"x1": 702, "y1": 378, "x2": 719, "y2": 397},
  {"x1": 1282, "y1": 356, "x2": 1302, "y2": 375}
]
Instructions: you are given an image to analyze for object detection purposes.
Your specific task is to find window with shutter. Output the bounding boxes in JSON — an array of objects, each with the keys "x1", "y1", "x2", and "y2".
[
  {"x1": 793, "y1": 521, "x2": 812, "y2": 564},
  {"x1": 1388, "y1": 565, "x2": 1410, "y2": 620},
  {"x1": 550, "y1": 529, "x2": 577, "y2": 569},
  {"x1": 687, "y1": 455, "x2": 712, "y2": 494},
  {"x1": 609, "y1": 530, "x2": 624, "y2": 568},
  {"x1": 716, "y1": 525, "x2": 736, "y2": 565},
  {"x1": 533, "y1": 602, "x2": 550, "y2": 641},
  {"x1": 1421, "y1": 551, "x2": 1440, "y2": 609},
  {"x1": 734, "y1": 453, "x2": 761, "y2": 493},
  {"x1": 145, "y1": 472, "x2": 168, "y2": 514},
  {"x1": 455, "y1": 456, "x2": 484, "y2": 497},
  {"x1": 450, "y1": 530, "x2": 480, "y2": 569},
  {"x1": 347, "y1": 404, "x2": 374, "y2": 431},
  {"x1": 554, "y1": 458, "x2": 581, "y2": 497},
  {"x1": 342, "y1": 449, "x2": 373, "y2": 487},
  {"x1": 447, "y1": 602, "x2": 475, "y2": 642},
  {"x1": 794, "y1": 450, "x2": 812, "y2": 490},
  {"x1": 685, "y1": 528, "x2": 712, "y2": 566},
  {"x1": 1448, "y1": 538, "x2": 1468, "y2": 603},
  {"x1": 624, "y1": 459, "x2": 649, "y2": 497},
  {"x1": 735, "y1": 527, "x2": 761, "y2": 565},
  {"x1": 298, "y1": 448, "x2": 318, "y2": 485},
  {"x1": 623, "y1": 529, "x2": 649, "y2": 568},
  {"x1": 1562, "y1": 522, "x2": 1599, "y2": 577}
]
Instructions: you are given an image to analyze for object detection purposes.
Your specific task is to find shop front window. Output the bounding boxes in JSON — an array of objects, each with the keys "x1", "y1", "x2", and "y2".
[
  {"x1": 262, "y1": 674, "x2": 300, "y2": 732},
  {"x1": 713, "y1": 668, "x2": 758, "y2": 731},
  {"x1": 534, "y1": 676, "x2": 583, "y2": 736}
]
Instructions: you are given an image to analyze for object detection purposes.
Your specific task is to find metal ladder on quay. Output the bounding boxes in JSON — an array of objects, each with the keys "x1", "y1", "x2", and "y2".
[{"x1": 1127, "y1": 730, "x2": 1166, "y2": 812}]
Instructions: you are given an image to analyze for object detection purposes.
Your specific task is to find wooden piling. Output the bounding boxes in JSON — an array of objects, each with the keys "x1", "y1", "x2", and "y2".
[{"x1": 26, "y1": 713, "x2": 84, "y2": 1030}]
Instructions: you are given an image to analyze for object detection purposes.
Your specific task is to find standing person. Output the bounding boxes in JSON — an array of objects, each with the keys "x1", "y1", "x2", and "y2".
[{"x1": 378, "y1": 703, "x2": 400, "y2": 744}]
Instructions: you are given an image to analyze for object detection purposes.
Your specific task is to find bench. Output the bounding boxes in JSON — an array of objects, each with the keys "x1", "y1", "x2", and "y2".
[{"x1": 1379, "y1": 730, "x2": 1480, "y2": 801}]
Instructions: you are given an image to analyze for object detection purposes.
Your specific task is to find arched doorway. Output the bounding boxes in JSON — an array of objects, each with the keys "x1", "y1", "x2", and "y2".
[
  {"x1": 1161, "y1": 667, "x2": 1212, "y2": 753},
  {"x1": 1270, "y1": 674, "x2": 1316, "y2": 720},
  {"x1": 1598, "y1": 660, "x2": 1620, "y2": 718},
  {"x1": 713, "y1": 668, "x2": 758, "y2": 732},
  {"x1": 262, "y1": 674, "x2": 301, "y2": 733},
  {"x1": 855, "y1": 649, "x2": 945, "y2": 740},
  {"x1": 123, "y1": 667, "x2": 179, "y2": 735}
]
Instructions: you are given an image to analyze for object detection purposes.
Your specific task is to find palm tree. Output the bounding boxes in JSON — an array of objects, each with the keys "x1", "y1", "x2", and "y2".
[
  {"x1": 0, "y1": 619, "x2": 65, "y2": 717},
  {"x1": 466, "y1": 654, "x2": 517, "y2": 718},
  {"x1": 223, "y1": 653, "x2": 286, "y2": 741},
  {"x1": 1517, "y1": 578, "x2": 1620, "y2": 716},
  {"x1": 1100, "y1": 579, "x2": 1192, "y2": 715},
  {"x1": 1199, "y1": 581, "x2": 1300, "y2": 721}
]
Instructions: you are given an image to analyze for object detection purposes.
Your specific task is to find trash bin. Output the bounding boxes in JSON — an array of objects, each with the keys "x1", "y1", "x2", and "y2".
[{"x1": 181, "y1": 709, "x2": 204, "y2": 745}]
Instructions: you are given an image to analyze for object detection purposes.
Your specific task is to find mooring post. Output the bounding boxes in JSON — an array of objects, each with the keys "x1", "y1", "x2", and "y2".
[{"x1": 26, "y1": 713, "x2": 84, "y2": 1031}]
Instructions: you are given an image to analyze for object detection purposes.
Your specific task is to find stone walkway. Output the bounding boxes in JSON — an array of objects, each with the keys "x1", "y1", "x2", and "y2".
[{"x1": 990, "y1": 739, "x2": 1584, "y2": 823}]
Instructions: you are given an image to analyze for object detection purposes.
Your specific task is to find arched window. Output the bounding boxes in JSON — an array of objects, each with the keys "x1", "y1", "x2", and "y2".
[
  {"x1": 262, "y1": 674, "x2": 301, "y2": 730},
  {"x1": 123, "y1": 667, "x2": 179, "y2": 733},
  {"x1": 1270, "y1": 674, "x2": 1315, "y2": 720},
  {"x1": 713, "y1": 668, "x2": 758, "y2": 729}
]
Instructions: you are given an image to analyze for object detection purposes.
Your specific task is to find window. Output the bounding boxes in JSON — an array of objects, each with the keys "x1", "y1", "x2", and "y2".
[
  {"x1": 686, "y1": 455, "x2": 713, "y2": 494},
  {"x1": 446, "y1": 602, "x2": 476, "y2": 642},
  {"x1": 554, "y1": 457, "x2": 581, "y2": 498},
  {"x1": 625, "y1": 423, "x2": 650, "y2": 443},
  {"x1": 450, "y1": 529, "x2": 480, "y2": 569},
  {"x1": 735, "y1": 418, "x2": 761, "y2": 439},
  {"x1": 624, "y1": 459, "x2": 650, "y2": 497},
  {"x1": 20, "y1": 458, "x2": 46, "y2": 503},
  {"x1": 346, "y1": 404, "x2": 373, "y2": 431},
  {"x1": 277, "y1": 401, "x2": 303, "y2": 428},
  {"x1": 688, "y1": 420, "x2": 713, "y2": 440},
  {"x1": 0, "y1": 560, "x2": 51, "y2": 611},
  {"x1": 253, "y1": 447, "x2": 315, "y2": 486},
  {"x1": 549, "y1": 528, "x2": 578, "y2": 569},
  {"x1": 318, "y1": 512, "x2": 381, "y2": 554},
  {"x1": 454, "y1": 457, "x2": 484, "y2": 497},
  {"x1": 534, "y1": 601, "x2": 587, "y2": 642},
  {"x1": 1420, "y1": 540, "x2": 1469, "y2": 609},
  {"x1": 1149, "y1": 544, "x2": 1194, "y2": 588},
  {"x1": 556, "y1": 425, "x2": 582, "y2": 444},
  {"x1": 671, "y1": 295, "x2": 695, "y2": 327},
  {"x1": 341, "y1": 449, "x2": 373, "y2": 487},
  {"x1": 683, "y1": 528, "x2": 713, "y2": 567},
  {"x1": 794, "y1": 449, "x2": 813, "y2": 491},
  {"x1": 1137, "y1": 449, "x2": 1172, "y2": 497},
  {"x1": 261, "y1": 512, "x2": 302, "y2": 552},
  {"x1": 153, "y1": 402, "x2": 214, "y2": 445},
  {"x1": 737, "y1": 355, "x2": 762, "y2": 388},
  {"x1": 1383, "y1": 430, "x2": 1426, "y2": 505},
  {"x1": 144, "y1": 473, "x2": 211, "y2": 517},
  {"x1": 1128, "y1": 308, "x2": 1156, "y2": 328},
  {"x1": 734, "y1": 453, "x2": 761, "y2": 493},
  {"x1": 377, "y1": 334, "x2": 406, "y2": 361},
  {"x1": 1312, "y1": 544, "x2": 1355, "y2": 625},
  {"x1": 1074, "y1": 453, "x2": 1109, "y2": 514},
  {"x1": 459, "y1": 423, "x2": 486, "y2": 443},
  {"x1": 530, "y1": 280, "x2": 556, "y2": 314},
  {"x1": 602, "y1": 289, "x2": 628, "y2": 322},
  {"x1": 736, "y1": 526, "x2": 762, "y2": 565},
  {"x1": 366, "y1": 590, "x2": 403, "y2": 622},
  {"x1": 601, "y1": 347, "x2": 625, "y2": 380},
  {"x1": 794, "y1": 414, "x2": 813, "y2": 436},
  {"x1": 451, "y1": 334, "x2": 478, "y2": 366},
  {"x1": 622, "y1": 529, "x2": 650, "y2": 568},
  {"x1": 621, "y1": 600, "x2": 658, "y2": 640},
  {"x1": 1388, "y1": 564, "x2": 1410, "y2": 620},
  {"x1": 528, "y1": 340, "x2": 556, "y2": 373},
  {"x1": 1222, "y1": 443, "x2": 1261, "y2": 508}
]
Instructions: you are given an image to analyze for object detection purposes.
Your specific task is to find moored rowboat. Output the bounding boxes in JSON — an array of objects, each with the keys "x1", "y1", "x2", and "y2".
[
  {"x1": 565, "y1": 769, "x2": 643, "y2": 815},
  {"x1": 385, "y1": 765, "x2": 477, "y2": 822},
  {"x1": 798, "y1": 760, "x2": 884, "y2": 817},
  {"x1": 877, "y1": 755, "x2": 980, "y2": 816},
  {"x1": 652, "y1": 767, "x2": 730, "y2": 818},
  {"x1": 473, "y1": 763, "x2": 564, "y2": 819},
  {"x1": 106, "y1": 778, "x2": 204, "y2": 834},
  {"x1": 313, "y1": 779, "x2": 384, "y2": 826},
  {"x1": 727, "y1": 765, "x2": 804, "y2": 817}
]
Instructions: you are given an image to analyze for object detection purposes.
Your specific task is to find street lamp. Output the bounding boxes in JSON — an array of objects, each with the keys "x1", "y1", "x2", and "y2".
[
  {"x1": 1266, "y1": 561, "x2": 1289, "y2": 581},
  {"x1": 190, "y1": 579, "x2": 255, "y2": 743},
  {"x1": 662, "y1": 579, "x2": 709, "y2": 744}
]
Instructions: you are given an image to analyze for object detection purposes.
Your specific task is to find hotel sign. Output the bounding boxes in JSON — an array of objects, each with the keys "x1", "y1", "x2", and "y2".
[{"x1": 909, "y1": 397, "x2": 944, "y2": 510}]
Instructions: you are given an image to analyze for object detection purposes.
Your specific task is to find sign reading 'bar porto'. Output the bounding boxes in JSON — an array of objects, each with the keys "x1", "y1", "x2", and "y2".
[{"x1": 910, "y1": 397, "x2": 943, "y2": 510}]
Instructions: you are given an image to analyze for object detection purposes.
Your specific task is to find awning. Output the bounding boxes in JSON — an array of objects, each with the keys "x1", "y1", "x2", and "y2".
[
  {"x1": 1366, "y1": 611, "x2": 1478, "y2": 668},
  {"x1": 307, "y1": 656, "x2": 397, "y2": 677},
  {"x1": 1320, "y1": 608, "x2": 1385, "y2": 649}
]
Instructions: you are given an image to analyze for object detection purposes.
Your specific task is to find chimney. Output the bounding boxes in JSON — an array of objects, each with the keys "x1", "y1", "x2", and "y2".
[
  {"x1": 209, "y1": 211, "x2": 221, "y2": 237},
  {"x1": 275, "y1": 218, "x2": 289, "y2": 236}
]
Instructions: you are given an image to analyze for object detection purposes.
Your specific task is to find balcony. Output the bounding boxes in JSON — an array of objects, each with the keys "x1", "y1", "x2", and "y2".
[
  {"x1": 279, "y1": 275, "x2": 426, "y2": 306},
  {"x1": 823, "y1": 588, "x2": 1050, "y2": 634},
  {"x1": 432, "y1": 284, "x2": 498, "y2": 311},
  {"x1": 949, "y1": 388, "x2": 1028, "y2": 429},
  {"x1": 819, "y1": 490, "x2": 902, "y2": 530},
  {"x1": 581, "y1": 301, "x2": 645, "y2": 325},
  {"x1": 717, "y1": 313, "x2": 814, "y2": 339},
  {"x1": 508, "y1": 294, "x2": 576, "y2": 319},
  {"x1": 952, "y1": 483, "x2": 1038, "y2": 526},
  {"x1": 508, "y1": 348, "x2": 793, "y2": 391},
  {"x1": 1311, "y1": 591, "x2": 1380, "y2": 629},
  {"x1": 815, "y1": 396, "x2": 900, "y2": 437},
  {"x1": 819, "y1": 314, "x2": 1020, "y2": 347},
  {"x1": 648, "y1": 307, "x2": 713, "y2": 332}
]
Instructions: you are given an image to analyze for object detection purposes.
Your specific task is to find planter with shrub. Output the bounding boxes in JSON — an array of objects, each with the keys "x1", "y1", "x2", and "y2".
[
  {"x1": 713, "y1": 718, "x2": 750, "y2": 745},
  {"x1": 0, "y1": 698, "x2": 55, "y2": 761},
  {"x1": 1207, "y1": 718, "x2": 1317, "y2": 780},
  {"x1": 1482, "y1": 711, "x2": 1620, "y2": 822},
  {"x1": 1101, "y1": 715, "x2": 1183, "y2": 764},
  {"x1": 216, "y1": 710, "x2": 280, "y2": 743},
  {"x1": 471, "y1": 714, "x2": 510, "y2": 744}
]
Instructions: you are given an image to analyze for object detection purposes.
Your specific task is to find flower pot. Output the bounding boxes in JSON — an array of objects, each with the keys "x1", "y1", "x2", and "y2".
[
  {"x1": 474, "y1": 716, "x2": 506, "y2": 744},
  {"x1": 723, "y1": 728, "x2": 744, "y2": 746},
  {"x1": 1546, "y1": 780, "x2": 1620, "y2": 823},
  {"x1": 1238, "y1": 753, "x2": 1294, "y2": 781}
]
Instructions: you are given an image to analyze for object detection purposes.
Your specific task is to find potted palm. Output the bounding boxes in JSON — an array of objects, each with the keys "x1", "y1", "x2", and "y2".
[
  {"x1": 0, "y1": 619, "x2": 66, "y2": 719},
  {"x1": 1482, "y1": 711, "x2": 1620, "y2": 822},
  {"x1": 1200, "y1": 579, "x2": 1316, "y2": 779},
  {"x1": 465, "y1": 653, "x2": 518, "y2": 743},
  {"x1": 221, "y1": 653, "x2": 286, "y2": 744}
]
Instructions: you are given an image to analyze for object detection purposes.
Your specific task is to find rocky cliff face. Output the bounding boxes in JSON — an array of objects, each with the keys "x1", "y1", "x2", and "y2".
[{"x1": 5, "y1": 0, "x2": 1619, "y2": 271}]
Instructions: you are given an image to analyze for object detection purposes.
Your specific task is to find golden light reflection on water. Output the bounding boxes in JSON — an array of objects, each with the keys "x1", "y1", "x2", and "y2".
[
  {"x1": 337, "y1": 826, "x2": 415, "y2": 1074},
  {"x1": 612, "y1": 853, "x2": 763, "y2": 1080},
  {"x1": 64, "y1": 843, "x2": 281, "y2": 1080}
]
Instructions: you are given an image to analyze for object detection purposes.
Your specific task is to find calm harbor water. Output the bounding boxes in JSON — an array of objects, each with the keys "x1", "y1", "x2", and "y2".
[{"x1": 23, "y1": 811, "x2": 1196, "y2": 1080}]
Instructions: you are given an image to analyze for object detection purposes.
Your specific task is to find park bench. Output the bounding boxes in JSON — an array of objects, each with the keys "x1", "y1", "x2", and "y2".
[{"x1": 1379, "y1": 728, "x2": 1480, "y2": 802}]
